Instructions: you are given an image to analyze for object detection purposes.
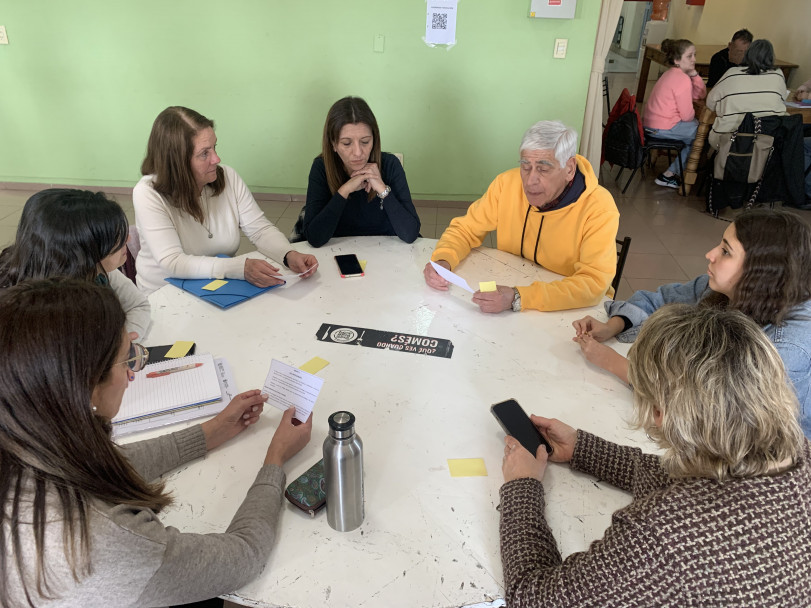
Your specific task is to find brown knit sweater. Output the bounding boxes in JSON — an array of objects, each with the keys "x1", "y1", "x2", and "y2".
[{"x1": 499, "y1": 431, "x2": 811, "y2": 607}]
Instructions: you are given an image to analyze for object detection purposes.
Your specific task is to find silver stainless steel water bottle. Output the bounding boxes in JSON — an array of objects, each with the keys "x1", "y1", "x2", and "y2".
[{"x1": 323, "y1": 411, "x2": 364, "y2": 532}]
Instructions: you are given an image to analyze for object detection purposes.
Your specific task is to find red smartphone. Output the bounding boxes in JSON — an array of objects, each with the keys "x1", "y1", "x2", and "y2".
[{"x1": 335, "y1": 254, "x2": 364, "y2": 278}]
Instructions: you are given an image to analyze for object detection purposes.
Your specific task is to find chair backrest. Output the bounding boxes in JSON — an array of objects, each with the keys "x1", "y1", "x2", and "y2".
[
  {"x1": 611, "y1": 236, "x2": 632, "y2": 298},
  {"x1": 602, "y1": 76, "x2": 611, "y2": 120}
]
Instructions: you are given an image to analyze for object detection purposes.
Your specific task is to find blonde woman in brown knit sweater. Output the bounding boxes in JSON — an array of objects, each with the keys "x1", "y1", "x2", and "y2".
[{"x1": 499, "y1": 304, "x2": 810, "y2": 607}]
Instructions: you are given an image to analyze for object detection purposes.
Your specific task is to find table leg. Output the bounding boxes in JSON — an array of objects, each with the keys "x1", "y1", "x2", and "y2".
[
  {"x1": 636, "y1": 54, "x2": 652, "y2": 103},
  {"x1": 682, "y1": 108, "x2": 714, "y2": 196}
]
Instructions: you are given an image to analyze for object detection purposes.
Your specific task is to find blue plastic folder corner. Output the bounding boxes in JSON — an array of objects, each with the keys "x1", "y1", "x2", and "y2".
[{"x1": 165, "y1": 277, "x2": 282, "y2": 309}]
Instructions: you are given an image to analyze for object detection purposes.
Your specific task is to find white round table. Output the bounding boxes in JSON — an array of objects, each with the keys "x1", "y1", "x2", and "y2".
[{"x1": 126, "y1": 236, "x2": 643, "y2": 608}]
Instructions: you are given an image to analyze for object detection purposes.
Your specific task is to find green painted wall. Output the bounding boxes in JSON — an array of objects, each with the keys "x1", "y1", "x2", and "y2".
[{"x1": 0, "y1": 1, "x2": 599, "y2": 199}]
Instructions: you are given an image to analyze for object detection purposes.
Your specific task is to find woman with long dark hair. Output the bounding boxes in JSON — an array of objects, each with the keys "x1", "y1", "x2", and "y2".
[
  {"x1": 0, "y1": 188, "x2": 151, "y2": 338},
  {"x1": 134, "y1": 106, "x2": 318, "y2": 294},
  {"x1": 0, "y1": 279, "x2": 312, "y2": 606},
  {"x1": 294, "y1": 96, "x2": 420, "y2": 247},
  {"x1": 572, "y1": 208, "x2": 811, "y2": 436}
]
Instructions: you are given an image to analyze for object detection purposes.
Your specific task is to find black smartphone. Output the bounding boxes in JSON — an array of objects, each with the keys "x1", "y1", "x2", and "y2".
[
  {"x1": 490, "y1": 398, "x2": 553, "y2": 454},
  {"x1": 335, "y1": 254, "x2": 364, "y2": 278},
  {"x1": 145, "y1": 343, "x2": 196, "y2": 365}
]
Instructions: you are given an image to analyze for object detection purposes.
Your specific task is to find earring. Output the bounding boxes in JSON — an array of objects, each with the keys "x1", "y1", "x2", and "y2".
[{"x1": 92, "y1": 405, "x2": 98, "y2": 412}]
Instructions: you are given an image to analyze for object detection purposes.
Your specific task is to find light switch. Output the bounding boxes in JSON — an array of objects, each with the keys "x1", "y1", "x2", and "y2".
[
  {"x1": 554, "y1": 38, "x2": 568, "y2": 59},
  {"x1": 374, "y1": 34, "x2": 385, "y2": 53}
]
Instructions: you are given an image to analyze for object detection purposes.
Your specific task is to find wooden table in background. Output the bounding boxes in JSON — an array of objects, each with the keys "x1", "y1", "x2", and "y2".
[
  {"x1": 681, "y1": 100, "x2": 811, "y2": 196},
  {"x1": 636, "y1": 44, "x2": 798, "y2": 104}
]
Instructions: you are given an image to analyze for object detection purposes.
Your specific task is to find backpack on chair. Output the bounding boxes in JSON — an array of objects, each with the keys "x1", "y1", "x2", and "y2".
[{"x1": 604, "y1": 111, "x2": 644, "y2": 170}]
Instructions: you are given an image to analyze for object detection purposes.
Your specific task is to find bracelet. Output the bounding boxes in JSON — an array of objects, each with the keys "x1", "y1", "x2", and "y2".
[
  {"x1": 283, "y1": 252, "x2": 290, "y2": 268},
  {"x1": 511, "y1": 287, "x2": 522, "y2": 312}
]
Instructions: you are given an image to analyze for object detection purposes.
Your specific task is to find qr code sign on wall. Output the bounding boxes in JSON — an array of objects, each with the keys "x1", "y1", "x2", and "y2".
[{"x1": 431, "y1": 12, "x2": 448, "y2": 30}]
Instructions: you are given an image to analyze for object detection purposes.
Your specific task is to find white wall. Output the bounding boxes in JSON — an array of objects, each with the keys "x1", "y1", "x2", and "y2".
[{"x1": 667, "y1": 0, "x2": 811, "y2": 88}]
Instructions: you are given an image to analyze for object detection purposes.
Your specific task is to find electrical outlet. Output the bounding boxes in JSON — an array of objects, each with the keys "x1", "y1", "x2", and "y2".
[
  {"x1": 0, "y1": 26, "x2": 8, "y2": 45},
  {"x1": 553, "y1": 38, "x2": 567, "y2": 59}
]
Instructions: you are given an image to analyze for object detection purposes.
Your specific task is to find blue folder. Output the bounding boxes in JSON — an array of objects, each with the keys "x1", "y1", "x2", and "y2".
[{"x1": 165, "y1": 277, "x2": 283, "y2": 309}]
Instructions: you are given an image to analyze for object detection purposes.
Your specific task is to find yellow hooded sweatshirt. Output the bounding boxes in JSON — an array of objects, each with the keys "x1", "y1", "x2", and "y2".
[{"x1": 431, "y1": 155, "x2": 619, "y2": 312}]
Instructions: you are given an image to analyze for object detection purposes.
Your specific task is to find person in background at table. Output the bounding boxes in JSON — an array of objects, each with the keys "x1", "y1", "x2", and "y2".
[
  {"x1": 795, "y1": 77, "x2": 811, "y2": 102},
  {"x1": 707, "y1": 28, "x2": 753, "y2": 88},
  {"x1": 642, "y1": 38, "x2": 707, "y2": 189},
  {"x1": 793, "y1": 76, "x2": 811, "y2": 207},
  {"x1": 706, "y1": 39, "x2": 787, "y2": 151},
  {"x1": 572, "y1": 208, "x2": 811, "y2": 437},
  {"x1": 0, "y1": 279, "x2": 313, "y2": 608},
  {"x1": 133, "y1": 106, "x2": 318, "y2": 294},
  {"x1": 0, "y1": 188, "x2": 151, "y2": 339},
  {"x1": 423, "y1": 120, "x2": 619, "y2": 313},
  {"x1": 500, "y1": 305, "x2": 810, "y2": 606},
  {"x1": 292, "y1": 96, "x2": 420, "y2": 247}
]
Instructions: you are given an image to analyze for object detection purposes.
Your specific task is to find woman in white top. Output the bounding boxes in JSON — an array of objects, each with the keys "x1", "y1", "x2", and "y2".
[
  {"x1": 0, "y1": 188, "x2": 151, "y2": 338},
  {"x1": 133, "y1": 106, "x2": 318, "y2": 294}
]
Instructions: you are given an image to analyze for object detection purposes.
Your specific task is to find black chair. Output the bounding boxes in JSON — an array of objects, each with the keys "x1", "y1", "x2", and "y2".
[
  {"x1": 612, "y1": 236, "x2": 632, "y2": 298},
  {"x1": 603, "y1": 77, "x2": 611, "y2": 122},
  {"x1": 616, "y1": 136, "x2": 686, "y2": 196}
]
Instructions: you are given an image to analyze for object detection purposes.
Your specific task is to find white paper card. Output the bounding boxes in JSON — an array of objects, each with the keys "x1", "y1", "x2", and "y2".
[
  {"x1": 263, "y1": 358, "x2": 324, "y2": 422},
  {"x1": 431, "y1": 261, "x2": 474, "y2": 293},
  {"x1": 277, "y1": 261, "x2": 319, "y2": 286},
  {"x1": 425, "y1": 0, "x2": 458, "y2": 46}
]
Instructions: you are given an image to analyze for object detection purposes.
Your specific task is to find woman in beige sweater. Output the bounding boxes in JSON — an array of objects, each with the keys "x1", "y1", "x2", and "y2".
[{"x1": 0, "y1": 279, "x2": 312, "y2": 607}]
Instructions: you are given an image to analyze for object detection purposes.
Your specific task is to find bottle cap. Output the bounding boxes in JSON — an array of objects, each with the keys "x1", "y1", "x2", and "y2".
[{"x1": 328, "y1": 411, "x2": 356, "y2": 438}]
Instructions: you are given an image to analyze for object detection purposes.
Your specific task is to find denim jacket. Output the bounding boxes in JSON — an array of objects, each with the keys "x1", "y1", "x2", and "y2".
[{"x1": 605, "y1": 275, "x2": 811, "y2": 437}]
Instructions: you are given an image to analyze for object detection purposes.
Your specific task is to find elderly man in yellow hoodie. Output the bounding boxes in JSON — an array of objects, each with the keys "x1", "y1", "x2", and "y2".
[{"x1": 424, "y1": 120, "x2": 619, "y2": 313}]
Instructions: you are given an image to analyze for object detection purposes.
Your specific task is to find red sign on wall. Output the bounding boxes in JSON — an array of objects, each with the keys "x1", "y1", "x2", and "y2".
[{"x1": 549, "y1": 0, "x2": 562, "y2": 5}]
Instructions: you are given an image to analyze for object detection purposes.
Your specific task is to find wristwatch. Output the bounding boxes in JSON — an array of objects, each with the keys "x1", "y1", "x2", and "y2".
[
  {"x1": 377, "y1": 185, "x2": 391, "y2": 210},
  {"x1": 511, "y1": 287, "x2": 521, "y2": 312}
]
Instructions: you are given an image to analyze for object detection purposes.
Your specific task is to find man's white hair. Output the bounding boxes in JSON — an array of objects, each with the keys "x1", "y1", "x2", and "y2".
[{"x1": 519, "y1": 120, "x2": 578, "y2": 167}]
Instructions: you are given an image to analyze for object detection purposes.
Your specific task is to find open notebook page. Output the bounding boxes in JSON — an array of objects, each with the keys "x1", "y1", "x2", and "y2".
[{"x1": 113, "y1": 353, "x2": 221, "y2": 425}]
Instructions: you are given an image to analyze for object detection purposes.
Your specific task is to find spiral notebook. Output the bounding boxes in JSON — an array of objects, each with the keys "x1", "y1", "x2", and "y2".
[{"x1": 113, "y1": 353, "x2": 221, "y2": 426}]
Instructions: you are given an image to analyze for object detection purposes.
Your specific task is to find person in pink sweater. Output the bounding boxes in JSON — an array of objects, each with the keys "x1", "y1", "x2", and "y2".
[{"x1": 642, "y1": 39, "x2": 707, "y2": 189}]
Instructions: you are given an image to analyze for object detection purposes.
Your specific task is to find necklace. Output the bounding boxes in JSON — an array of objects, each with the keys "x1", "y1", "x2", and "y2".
[{"x1": 200, "y1": 189, "x2": 213, "y2": 238}]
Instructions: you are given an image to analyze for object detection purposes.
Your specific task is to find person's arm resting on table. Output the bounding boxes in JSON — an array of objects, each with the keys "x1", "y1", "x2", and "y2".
[
  {"x1": 500, "y1": 424, "x2": 671, "y2": 606},
  {"x1": 425, "y1": 182, "x2": 499, "y2": 291},
  {"x1": 232, "y1": 168, "x2": 317, "y2": 280}
]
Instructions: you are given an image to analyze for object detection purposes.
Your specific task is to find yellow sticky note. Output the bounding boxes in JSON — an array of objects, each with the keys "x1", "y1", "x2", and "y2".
[
  {"x1": 359, "y1": 260, "x2": 367, "y2": 272},
  {"x1": 202, "y1": 279, "x2": 228, "y2": 291},
  {"x1": 165, "y1": 341, "x2": 195, "y2": 359},
  {"x1": 299, "y1": 356, "x2": 330, "y2": 374},
  {"x1": 479, "y1": 281, "x2": 497, "y2": 293},
  {"x1": 447, "y1": 458, "x2": 488, "y2": 477}
]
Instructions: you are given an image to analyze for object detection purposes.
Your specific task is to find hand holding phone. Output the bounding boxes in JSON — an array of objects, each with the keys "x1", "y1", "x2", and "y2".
[
  {"x1": 490, "y1": 398, "x2": 553, "y2": 455},
  {"x1": 335, "y1": 254, "x2": 364, "y2": 278}
]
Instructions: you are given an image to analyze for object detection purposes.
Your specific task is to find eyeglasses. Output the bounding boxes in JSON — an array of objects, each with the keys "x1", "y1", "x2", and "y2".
[{"x1": 118, "y1": 343, "x2": 149, "y2": 372}]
